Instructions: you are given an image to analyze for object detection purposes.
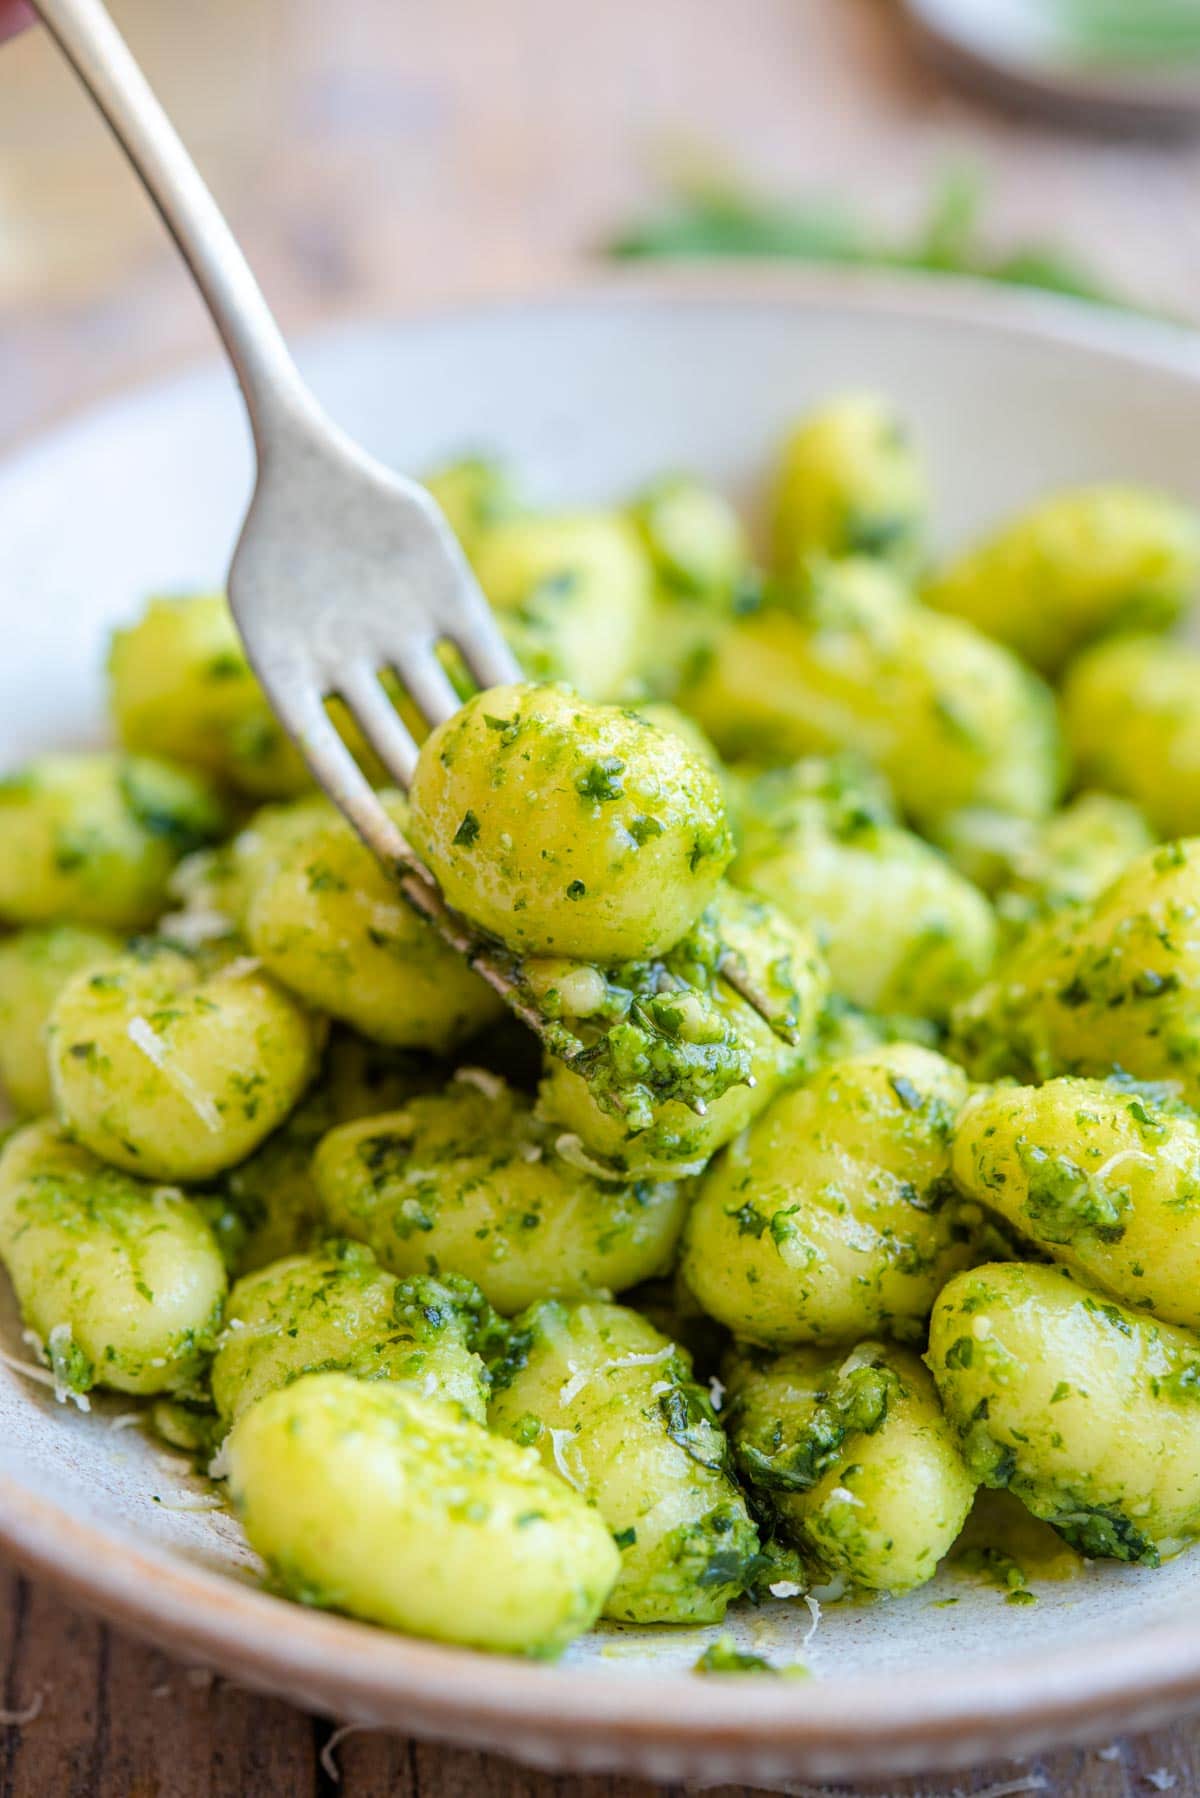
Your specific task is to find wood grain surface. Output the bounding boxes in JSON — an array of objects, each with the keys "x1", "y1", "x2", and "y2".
[
  {"x1": 3, "y1": 1563, "x2": 1199, "y2": 1797},
  {"x1": 5, "y1": 1, "x2": 1200, "y2": 1792}
]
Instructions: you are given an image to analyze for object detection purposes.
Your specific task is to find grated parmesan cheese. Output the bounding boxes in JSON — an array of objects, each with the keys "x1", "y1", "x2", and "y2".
[
  {"x1": 0, "y1": 1343, "x2": 89, "y2": 1413},
  {"x1": 552, "y1": 1132, "x2": 646, "y2": 1183},
  {"x1": 215, "y1": 956, "x2": 261, "y2": 982},
  {"x1": 1094, "y1": 1148, "x2": 1155, "y2": 1185},
  {"x1": 548, "y1": 1427, "x2": 585, "y2": 1492},
  {"x1": 207, "y1": 1436, "x2": 232, "y2": 1481},
  {"x1": 320, "y1": 1722, "x2": 378, "y2": 1781},
  {"x1": 558, "y1": 1346, "x2": 674, "y2": 1406},
  {"x1": 835, "y1": 1341, "x2": 887, "y2": 1381},
  {"x1": 127, "y1": 1017, "x2": 224, "y2": 1134},
  {"x1": 0, "y1": 1693, "x2": 42, "y2": 1729},
  {"x1": 157, "y1": 908, "x2": 235, "y2": 948},
  {"x1": 453, "y1": 1066, "x2": 504, "y2": 1101},
  {"x1": 808, "y1": 1574, "x2": 847, "y2": 1603}
]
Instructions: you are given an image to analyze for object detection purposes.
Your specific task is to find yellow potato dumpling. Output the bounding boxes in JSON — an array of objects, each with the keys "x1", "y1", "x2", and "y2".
[
  {"x1": 629, "y1": 479, "x2": 756, "y2": 702},
  {"x1": 0, "y1": 752, "x2": 226, "y2": 931},
  {"x1": 724, "y1": 1339, "x2": 975, "y2": 1594},
  {"x1": 489, "y1": 1300, "x2": 759, "y2": 1624},
  {"x1": 48, "y1": 940, "x2": 322, "y2": 1182},
  {"x1": 632, "y1": 702, "x2": 725, "y2": 772},
  {"x1": 220, "y1": 1032, "x2": 442, "y2": 1277},
  {"x1": 0, "y1": 924, "x2": 122, "y2": 1116},
  {"x1": 952, "y1": 1077, "x2": 1200, "y2": 1329},
  {"x1": 107, "y1": 593, "x2": 397, "y2": 797},
  {"x1": 535, "y1": 887, "x2": 827, "y2": 1179},
  {"x1": 929, "y1": 1261, "x2": 1200, "y2": 1564},
  {"x1": 108, "y1": 593, "x2": 312, "y2": 799},
  {"x1": 211, "y1": 1245, "x2": 489, "y2": 1427},
  {"x1": 771, "y1": 394, "x2": 927, "y2": 573},
  {"x1": 925, "y1": 486, "x2": 1200, "y2": 676},
  {"x1": 992, "y1": 792, "x2": 1155, "y2": 940},
  {"x1": 0, "y1": 1120, "x2": 227, "y2": 1398},
  {"x1": 27, "y1": 406, "x2": 1200, "y2": 1653},
  {"x1": 313, "y1": 1072, "x2": 687, "y2": 1313},
  {"x1": 632, "y1": 475, "x2": 750, "y2": 600},
  {"x1": 682, "y1": 559, "x2": 1061, "y2": 832},
  {"x1": 225, "y1": 1373, "x2": 620, "y2": 1656},
  {"x1": 950, "y1": 840, "x2": 1200, "y2": 1105},
  {"x1": 1063, "y1": 635, "x2": 1200, "y2": 841},
  {"x1": 682, "y1": 1044, "x2": 973, "y2": 1345},
  {"x1": 232, "y1": 792, "x2": 503, "y2": 1052},
  {"x1": 422, "y1": 456, "x2": 521, "y2": 555},
  {"x1": 408, "y1": 683, "x2": 733, "y2": 961},
  {"x1": 473, "y1": 512, "x2": 653, "y2": 702},
  {"x1": 732, "y1": 758, "x2": 996, "y2": 1019}
]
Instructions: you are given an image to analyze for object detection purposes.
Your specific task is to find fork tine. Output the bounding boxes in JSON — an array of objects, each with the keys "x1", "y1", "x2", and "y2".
[
  {"x1": 269, "y1": 676, "x2": 412, "y2": 860},
  {"x1": 267, "y1": 673, "x2": 576, "y2": 1044},
  {"x1": 390, "y1": 641, "x2": 463, "y2": 729},
  {"x1": 451, "y1": 618, "x2": 524, "y2": 693},
  {"x1": 335, "y1": 662, "x2": 421, "y2": 790}
]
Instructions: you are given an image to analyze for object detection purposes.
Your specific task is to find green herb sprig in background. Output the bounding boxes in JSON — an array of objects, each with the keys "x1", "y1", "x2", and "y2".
[{"x1": 608, "y1": 163, "x2": 1145, "y2": 313}]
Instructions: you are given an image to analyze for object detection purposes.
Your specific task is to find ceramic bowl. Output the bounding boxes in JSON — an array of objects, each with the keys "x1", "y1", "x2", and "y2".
[{"x1": 4, "y1": 271, "x2": 1200, "y2": 1787}]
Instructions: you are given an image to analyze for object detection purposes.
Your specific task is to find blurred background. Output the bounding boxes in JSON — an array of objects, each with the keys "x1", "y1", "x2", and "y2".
[{"x1": 5, "y1": 0, "x2": 1200, "y2": 453}]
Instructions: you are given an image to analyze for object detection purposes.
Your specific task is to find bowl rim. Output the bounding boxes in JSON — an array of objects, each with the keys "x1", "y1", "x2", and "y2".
[
  {"x1": 6, "y1": 264, "x2": 1200, "y2": 1770},
  {"x1": 4, "y1": 261, "x2": 1200, "y2": 478}
]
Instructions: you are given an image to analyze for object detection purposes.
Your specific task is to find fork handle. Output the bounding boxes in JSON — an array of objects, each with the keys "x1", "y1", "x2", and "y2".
[{"x1": 29, "y1": 0, "x2": 319, "y2": 449}]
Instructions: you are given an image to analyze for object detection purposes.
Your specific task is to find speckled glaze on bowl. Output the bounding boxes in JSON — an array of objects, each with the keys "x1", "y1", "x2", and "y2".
[{"x1": 4, "y1": 272, "x2": 1200, "y2": 1787}]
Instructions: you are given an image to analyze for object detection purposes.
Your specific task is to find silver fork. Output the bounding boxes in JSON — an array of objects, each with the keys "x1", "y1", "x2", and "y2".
[
  {"x1": 29, "y1": 0, "x2": 789, "y2": 1070},
  {"x1": 26, "y1": 0, "x2": 571, "y2": 1027}
]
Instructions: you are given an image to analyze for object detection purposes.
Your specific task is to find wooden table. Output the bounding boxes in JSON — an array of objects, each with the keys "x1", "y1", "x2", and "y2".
[
  {"x1": 4, "y1": 1564, "x2": 1200, "y2": 1797},
  {"x1": 5, "y1": 2, "x2": 1200, "y2": 1791}
]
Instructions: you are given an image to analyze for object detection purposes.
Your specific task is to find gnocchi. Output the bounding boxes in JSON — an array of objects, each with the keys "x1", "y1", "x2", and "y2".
[
  {"x1": 220, "y1": 1031, "x2": 440, "y2": 1275},
  {"x1": 771, "y1": 394, "x2": 927, "y2": 573},
  {"x1": 472, "y1": 511, "x2": 653, "y2": 701},
  {"x1": 925, "y1": 486, "x2": 1200, "y2": 676},
  {"x1": 489, "y1": 1300, "x2": 760, "y2": 1623},
  {"x1": 951, "y1": 1077, "x2": 1200, "y2": 1329},
  {"x1": 211, "y1": 1245, "x2": 490, "y2": 1426},
  {"x1": 9, "y1": 394, "x2": 1200, "y2": 1661},
  {"x1": 48, "y1": 939, "x2": 322, "y2": 1181},
  {"x1": 0, "y1": 1120, "x2": 226, "y2": 1397},
  {"x1": 408, "y1": 682, "x2": 733, "y2": 961},
  {"x1": 0, "y1": 752, "x2": 226, "y2": 931},
  {"x1": 681, "y1": 1044, "x2": 974, "y2": 1345},
  {"x1": 0, "y1": 924, "x2": 122, "y2": 1116},
  {"x1": 226, "y1": 1373, "x2": 620, "y2": 1654},
  {"x1": 535, "y1": 886, "x2": 826, "y2": 1177},
  {"x1": 109, "y1": 593, "x2": 312, "y2": 798},
  {"x1": 682, "y1": 558, "x2": 1061, "y2": 832},
  {"x1": 724, "y1": 1339, "x2": 975, "y2": 1593},
  {"x1": 950, "y1": 840, "x2": 1200, "y2": 1104},
  {"x1": 313, "y1": 1072, "x2": 687, "y2": 1311},
  {"x1": 231, "y1": 792, "x2": 504, "y2": 1051},
  {"x1": 929, "y1": 1262, "x2": 1200, "y2": 1563},
  {"x1": 1062, "y1": 634, "x2": 1200, "y2": 840},
  {"x1": 732, "y1": 758, "x2": 996, "y2": 1018}
]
